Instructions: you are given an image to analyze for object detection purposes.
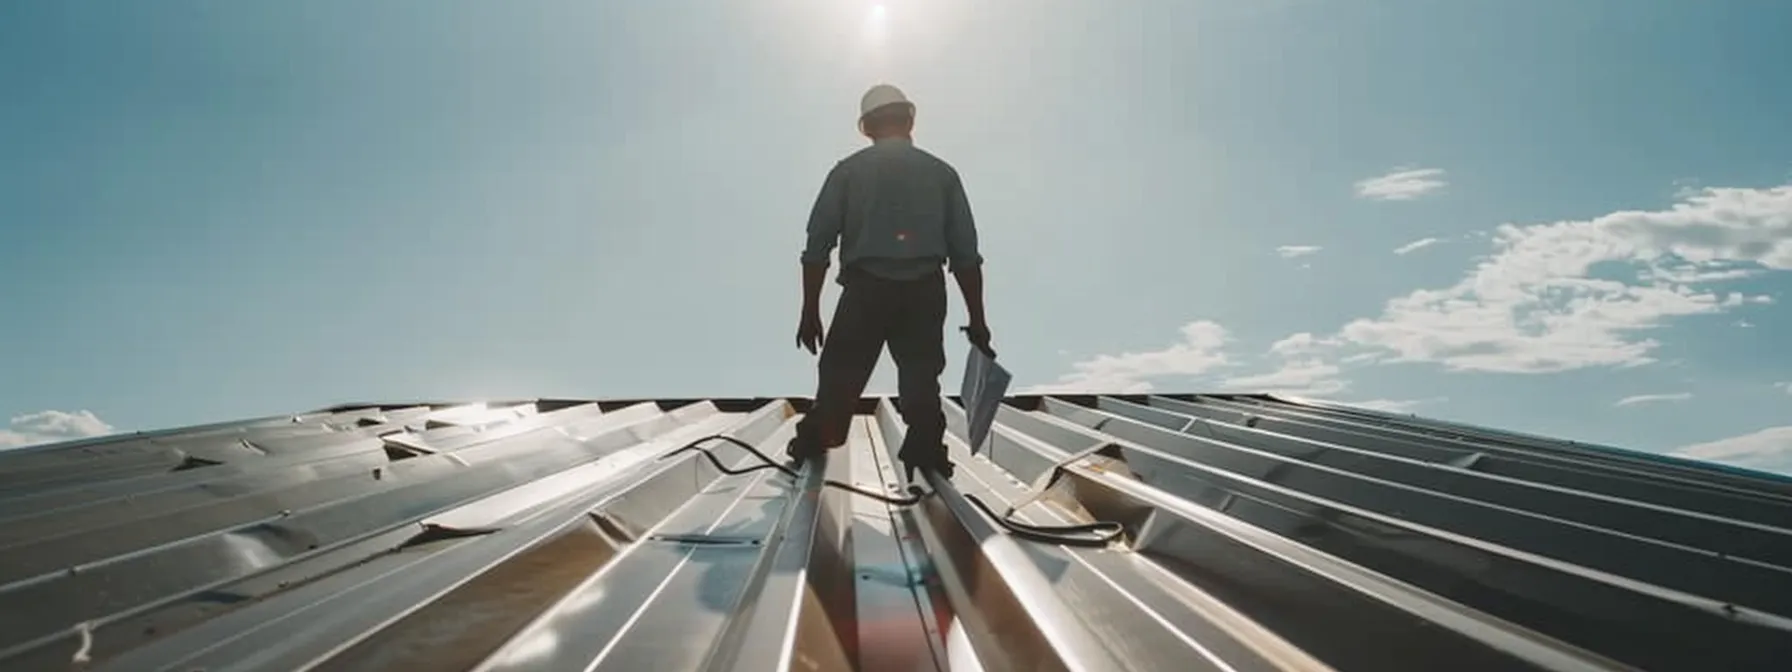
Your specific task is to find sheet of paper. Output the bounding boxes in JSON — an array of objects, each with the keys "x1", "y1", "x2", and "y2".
[{"x1": 958, "y1": 346, "x2": 1012, "y2": 456}]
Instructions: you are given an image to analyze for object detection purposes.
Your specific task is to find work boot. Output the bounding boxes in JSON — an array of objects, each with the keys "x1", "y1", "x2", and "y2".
[
  {"x1": 898, "y1": 443, "x2": 955, "y2": 482},
  {"x1": 786, "y1": 435, "x2": 824, "y2": 469}
]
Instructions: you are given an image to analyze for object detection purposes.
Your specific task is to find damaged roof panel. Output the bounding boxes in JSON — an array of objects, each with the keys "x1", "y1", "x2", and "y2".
[{"x1": 1, "y1": 394, "x2": 1789, "y2": 671}]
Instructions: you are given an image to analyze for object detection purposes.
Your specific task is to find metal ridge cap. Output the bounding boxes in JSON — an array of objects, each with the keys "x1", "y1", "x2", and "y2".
[
  {"x1": 694, "y1": 441, "x2": 848, "y2": 672},
  {"x1": 871, "y1": 399, "x2": 1126, "y2": 672}
]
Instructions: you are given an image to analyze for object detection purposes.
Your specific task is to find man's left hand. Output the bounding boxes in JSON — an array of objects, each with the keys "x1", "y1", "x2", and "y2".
[
  {"x1": 796, "y1": 310, "x2": 826, "y2": 355},
  {"x1": 960, "y1": 322, "x2": 995, "y2": 359}
]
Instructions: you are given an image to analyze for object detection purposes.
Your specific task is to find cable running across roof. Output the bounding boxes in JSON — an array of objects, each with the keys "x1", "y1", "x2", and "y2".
[{"x1": 662, "y1": 433, "x2": 1126, "y2": 547}]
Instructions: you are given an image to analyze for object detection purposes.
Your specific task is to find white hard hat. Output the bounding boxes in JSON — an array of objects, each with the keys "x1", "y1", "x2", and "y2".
[{"x1": 860, "y1": 84, "x2": 913, "y2": 118}]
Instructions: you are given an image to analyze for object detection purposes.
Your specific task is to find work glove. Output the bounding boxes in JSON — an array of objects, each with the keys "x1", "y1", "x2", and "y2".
[
  {"x1": 785, "y1": 435, "x2": 823, "y2": 468},
  {"x1": 959, "y1": 322, "x2": 995, "y2": 358}
]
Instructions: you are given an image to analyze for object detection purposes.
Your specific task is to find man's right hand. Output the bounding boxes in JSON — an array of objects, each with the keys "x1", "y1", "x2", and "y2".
[
  {"x1": 796, "y1": 310, "x2": 826, "y2": 355},
  {"x1": 960, "y1": 322, "x2": 995, "y2": 358}
]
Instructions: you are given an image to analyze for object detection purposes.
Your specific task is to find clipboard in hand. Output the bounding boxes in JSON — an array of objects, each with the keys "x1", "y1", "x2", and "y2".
[{"x1": 959, "y1": 344, "x2": 1012, "y2": 456}]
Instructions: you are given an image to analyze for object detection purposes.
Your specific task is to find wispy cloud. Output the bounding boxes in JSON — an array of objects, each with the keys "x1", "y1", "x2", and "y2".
[
  {"x1": 1027, "y1": 313, "x2": 1458, "y2": 423},
  {"x1": 1214, "y1": 332, "x2": 1350, "y2": 396},
  {"x1": 1222, "y1": 335, "x2": 1441, "y2": 412},
  {"x1": 1775, "y1": 382, "x2": 1792, "y2": 394},
  {"x1": 1029, "y1": 325, "x2": 1434, "y2": 414},
  {"x1": 1355, "y1": 167, "x2": 1448, "y2": 201},
  {"x1": 1276, "y1": 245, "x2": 1322, "y2": 259},
  {"x1": 1028, "y1": 183, "x2": 1792, "y2": 413},
  {"x1": 1267, "y1": 333, "x2": 1339, "y2": 358},
  {"x1": 1673, "y1": 427, "x2": 1792, "y2": 475},
  {"x1": 1021, "y1": 321, "x2": 1232, "y2": 394},
  {"x1": 1614, "y1": 392, "x2": 1692, "y2": 407},
  {"x1": 0, "y1": 410, "x2": 115, "y2": 449},
  {"x1": 1346, "y1": 397, "x2": 1447, "y2": 413},
  {"x1": 1338, "y1": 183, "x2": 1790, "y2": 373},
  {"x1": 1640, "y1": 266, "x2": 1765, "y2": 284},
  {"x1": 1393, "y1": 237, "x2": 1441, "y2": 255},
  {"x1": 1222, "y1": 359, "x2": 1347, "y2": 396}
]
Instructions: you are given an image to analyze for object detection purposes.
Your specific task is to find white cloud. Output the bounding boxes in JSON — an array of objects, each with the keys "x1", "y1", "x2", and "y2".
[
  {"x1": 1345, "y1": 397, "x2": 1446, "y2": 413},
  {"x1": 1673, "y1": 427, "x2": 1792, "y2": 475},
  {"x1": 1356, "y1": 167, "x2": 1448, "y2": 201},
  {"x1": 1216, "y1": 332, "x2": 1354, "y2": 396},
  {"x1": 1220, "y1": 335, "x2": 1438, "y2": 411},
  {"x1": 1268, "y1": 332, "x2": 1342, "y2": 358},
  {"x1": 1775, "y1": 382, "x2": 1792, "y2": 394},
  {"x1": 1614, "y1": 392, "x2": 1692, "y2": 407},
  {"x1": 1025, "y1": 324, "x2": 1442, "y2": 417},
  {"x1": 0, "y1": 410, "x2": 115, "y2": 449},
  {"x1": 1276, "y1": 245, "x2": 1322, "y2": 259},
  {"x1": 1339, "y1": 184, "x2": 1791, "y2": 373},
  {"x1": 1022, "y1": 321, "x2": 1232, "y2": 394},
  {"x1": 1222, "y1": 359, "x2": 1348, "y2": 396},
  {"x1": 1028, "y1": 183, "x2": 1792, "y2": 416},
  {"x1": 1640, "y1": 265, "x2": 1764, "y2": 284},
  {"x1": 1671, "y1": 177, "x2": 1704, "y2": 200},
  {"x1": 1393, "y1": 237, "x2": 1442, "y2": 255}
]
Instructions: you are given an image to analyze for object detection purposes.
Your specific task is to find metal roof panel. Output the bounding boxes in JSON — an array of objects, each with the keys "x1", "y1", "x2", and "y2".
[{"x1": 2, "y1": 394, "x2": 1788, "y2": 671}]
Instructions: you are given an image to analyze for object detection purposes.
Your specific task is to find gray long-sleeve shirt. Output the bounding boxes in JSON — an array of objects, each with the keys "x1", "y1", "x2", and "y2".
[{"x1": 800, "y1": 137, "x2": 983, "y2": 280}]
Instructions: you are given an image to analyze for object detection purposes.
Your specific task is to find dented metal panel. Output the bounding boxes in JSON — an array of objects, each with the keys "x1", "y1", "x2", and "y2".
[{"x1": 1, "y1": 394, "x2": 1789, "y2": 671}]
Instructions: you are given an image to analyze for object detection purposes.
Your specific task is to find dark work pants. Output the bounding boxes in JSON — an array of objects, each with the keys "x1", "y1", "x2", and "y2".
[{"x1": 792, "y1": 266, "x2": 948, "y2": 462}]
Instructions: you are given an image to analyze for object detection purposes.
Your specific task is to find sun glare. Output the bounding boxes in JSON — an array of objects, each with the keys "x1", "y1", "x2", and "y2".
[{"x1": 864, "y1": 3, "x2": 889, "y2": 45}]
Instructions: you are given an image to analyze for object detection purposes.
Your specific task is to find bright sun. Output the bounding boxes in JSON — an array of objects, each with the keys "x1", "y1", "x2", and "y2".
[{"x1": 864, "y1": 3, "x2": 889, "y2": 45}]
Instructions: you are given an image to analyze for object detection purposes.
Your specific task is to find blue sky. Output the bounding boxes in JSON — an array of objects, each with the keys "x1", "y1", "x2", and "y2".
[{"x1": 4, "y1": 1, "x2": 1792, "y2": 473}]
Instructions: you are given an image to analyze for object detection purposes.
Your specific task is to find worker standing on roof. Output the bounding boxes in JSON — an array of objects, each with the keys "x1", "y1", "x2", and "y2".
[{"x1": 788, "y1": 83, "x2": 993, "y2": 480}]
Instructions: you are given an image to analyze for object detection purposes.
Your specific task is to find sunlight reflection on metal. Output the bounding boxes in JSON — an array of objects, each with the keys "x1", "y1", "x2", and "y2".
[
  {"x1": 218, "y1": 531, "x2": 283, "y2": 573},
  {"x1": 479, "y1": 630, "x2": 559, "y2": 670},
  {"x1": 553, "y1": 582, "x2": 611, "y2": 619},
  {"x1": 943, "y1": 615, "x2": 986, "y2": 672}
]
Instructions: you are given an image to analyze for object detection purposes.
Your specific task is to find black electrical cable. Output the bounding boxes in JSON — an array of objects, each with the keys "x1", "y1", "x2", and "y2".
[
  {"x1": 664, "y1": 434, "x2": 922, "y2": 506},
  {"x1": 662, "y1": 434, "x2": 1125, "y2": 547},
  {"x1": 960, "y1": 492, "x2": 1124, "y2": 548}
]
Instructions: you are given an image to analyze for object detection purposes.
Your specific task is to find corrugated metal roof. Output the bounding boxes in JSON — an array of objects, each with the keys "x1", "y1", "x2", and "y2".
[{"x1": 2, "y1": 394, "x2": 1789, "y2": 671}]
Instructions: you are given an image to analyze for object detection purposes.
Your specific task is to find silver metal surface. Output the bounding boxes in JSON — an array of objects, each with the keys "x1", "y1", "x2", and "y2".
[
  {"x1": 3, "y1": 393, "x2": 1789, "y2": 671},
  {"x1": 850, "y1": 417, "x2": 947, "y2": 672}
]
